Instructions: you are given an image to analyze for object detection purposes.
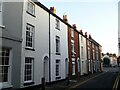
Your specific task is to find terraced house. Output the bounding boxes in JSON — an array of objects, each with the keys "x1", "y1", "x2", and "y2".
[
  {"x1": 0, "y1": 0, "x2": 69, "y2": 89},
  {"x1": 0, "y1": 0, "x2": 102, "y2": 89}
]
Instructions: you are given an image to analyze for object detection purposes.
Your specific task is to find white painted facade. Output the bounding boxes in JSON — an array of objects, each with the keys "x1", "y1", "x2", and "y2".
[
  {"x1": 109, "y1": 56, "x2": 117, "y2": 67},
  {"x1": 21, "y1": 0, "x2": 49, "y2": 88},
  {"x1": 0, "y1": 0, "x2": 3, "y2": 47},
  {"x1": 79, "y1": 34, "x2": 87, "y2": 75},
  {"x1": 50, "y1": 14, "x2": 68, "y2": 82}
]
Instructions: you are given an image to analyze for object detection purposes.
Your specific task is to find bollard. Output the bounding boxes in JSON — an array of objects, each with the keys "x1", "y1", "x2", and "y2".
[
  {"x1": 66, "y1": 74, "x2": 70, "y2": 85},
  {"x1": 41, "y1": 77, "x2": 45, "y2": 90}
]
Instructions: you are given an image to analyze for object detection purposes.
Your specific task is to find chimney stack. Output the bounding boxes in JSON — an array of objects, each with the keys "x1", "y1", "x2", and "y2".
[
  {"x1": 73, "y1": 24, "x2": 77, "y2": 29},
  {"x1": 89, "y1": 34, "x2": 92, "y2": 39},
  {"x1": 63, "y1": 15, "x2": 68, "y2": 22},
  {"x1": 85, "y1": 32, "x2": 87, "y2": 38},
  {"x1": 80, "y1": 30, "x2": 83, "y2": 35},
  {"x1": 50, "y1": 7, "x2": 56, "y2": 14}
]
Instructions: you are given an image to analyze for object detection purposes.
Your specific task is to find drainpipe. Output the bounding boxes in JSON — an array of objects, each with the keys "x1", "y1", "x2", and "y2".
[{"x1": 49, "y1": 13, "x2": 51, "y2": 83}]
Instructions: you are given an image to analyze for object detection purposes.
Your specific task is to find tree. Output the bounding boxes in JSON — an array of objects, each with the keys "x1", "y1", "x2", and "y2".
[{"x1": 103, "y1": 57, "x2": 110, "y2": 67}]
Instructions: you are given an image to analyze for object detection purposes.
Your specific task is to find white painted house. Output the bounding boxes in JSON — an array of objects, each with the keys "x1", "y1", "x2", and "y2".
[
  {"x1": 1, "y1": 0, "x2": 68, "y2": 89},
  {"x1": 0, "y1": 0, "x2": 3, "y2": 48},
  {"x1": 49, "y1": 7, "x2": 68, "y2": 82},
  {"x1": 21, "y1": 0, "x2": 50, "y2": 88},
  {"x1": 79, "y1": 31, "x2": 87, "y2": 75}
]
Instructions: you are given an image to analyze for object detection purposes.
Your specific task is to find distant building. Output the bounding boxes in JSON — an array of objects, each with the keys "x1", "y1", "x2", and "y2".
[{"x1": 102, "y1": 53, "x2": 117, "y2": 67}]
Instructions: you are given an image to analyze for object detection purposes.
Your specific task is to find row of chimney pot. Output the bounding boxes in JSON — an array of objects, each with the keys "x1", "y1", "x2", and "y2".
[{"x1": 50, "y1": 7, "x2": 92, "y2": 39}]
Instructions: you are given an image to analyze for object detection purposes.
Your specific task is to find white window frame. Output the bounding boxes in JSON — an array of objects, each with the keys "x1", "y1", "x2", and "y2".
[
  {"x1": 77, "y1": 59, "x2": 80, "y2": 72},
  {"x1": 55, "y1": 19, "x2": 60, "y2": 30},
  {"x1": 71, "y1": 42, "x2": 75, "y2": 57},
  {"x1": 56, "y1": 60, "x2": 60, "y2": 78},
  {"x1": 71, "y1": 29, "x2": 74, "y2": 38},
  {"x1": 72, "y1": 61, "x2": 75, "y2": 75},
  {"x1": 56, "y1": 36, "x2": 60, "y2": 54},
  {"x1": 26, "y1": 23, "x2": 35, "y2": 49},
  {"x1": 96, "y1": 51, "x2": 99, "y2": 60},
  {"x1": 81, "y1": 46, "x2": 84, "y2": 59},
  {"x1": 88, "y1": 60, "x2": 91, "y2": 72},
  {"x1": 87, "y1": 40, "x2": 89, "y2": 46},
  {"x1": 0, "y1": 48, "x2": 11, "y2": 85},
  {"x1": 81, "y1": 36, "x2": 83, "y2": 43},
  {"x1": 92, "y1": 43, "x2": 94, "y2": 48},
  {"x1": 93, "y1": 50, "x2": 95, "y2": 60},
  {"x1": 88, "y1": 47, "x2": 90, "y2": 59},
  {"x1": 24, "y1": 57, "x2": 34, "y2": 83},
  {"x1": 27, "y1": 0, "x2": 35, "y2": 16}
]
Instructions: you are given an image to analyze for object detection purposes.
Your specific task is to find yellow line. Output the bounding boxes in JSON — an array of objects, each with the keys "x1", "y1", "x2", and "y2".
[
  {"x1": 112, "y1": 72, "x2": 120, "y2": 90},
  {"x1": 69, "y1": 72, "x2": 106, "y2": 89}
]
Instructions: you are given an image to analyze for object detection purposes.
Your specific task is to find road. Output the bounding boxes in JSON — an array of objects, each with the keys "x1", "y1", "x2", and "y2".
[{"x1": 70, "y1": 67, "x2": 120, "y2": 90}]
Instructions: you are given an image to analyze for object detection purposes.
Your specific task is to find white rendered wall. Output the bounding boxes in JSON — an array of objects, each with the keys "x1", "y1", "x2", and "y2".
[
  {"x1": 79, "y1": 34, "x2": 87, "y2": 75},
  {"x1": 0, "y1": 0, "x2": 2, "y2": 47},
  {"x1": 21, "y1": 0, "x2": 49, "y2": 88},
  {"x1": 50, "y1": 14, "x2": 68, "y2": 82}
]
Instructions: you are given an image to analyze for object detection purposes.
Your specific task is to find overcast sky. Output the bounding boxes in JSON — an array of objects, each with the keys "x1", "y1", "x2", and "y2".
[{"x1": 39, "y1": 0, "x2": 119, "y2": 55}]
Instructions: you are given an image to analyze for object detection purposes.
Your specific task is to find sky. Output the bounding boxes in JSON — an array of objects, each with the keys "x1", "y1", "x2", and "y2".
[{"x1": 39, "y1": 0, "x2": 119, "y2": 55}]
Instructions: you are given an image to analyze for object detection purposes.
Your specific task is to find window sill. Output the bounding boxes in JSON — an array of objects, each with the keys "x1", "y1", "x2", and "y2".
[
  {"x1": 72, "y1": 55, "x2": 75, "y2": 58},
  {"x1": 26, "y1": 11, "x2": 36, "y2": 17},
  {"x1": 56, "y1": 53, "x2": 61, "y2": 55},
  {"x1": 56, "y1": 76, "x2": 61, "y2": 80},
  {"x1": 24, "y1": 82, "x2": 35, "y2": 86},
  {"x1": 55, "y1": 27, "x2": 60, "y2": 30},
  {"x1": 0, "y1": 25, "x2": 5, "y2": 29},
  {"x1": 25, "y1": 48, "x2": 35, "y2": 51}
]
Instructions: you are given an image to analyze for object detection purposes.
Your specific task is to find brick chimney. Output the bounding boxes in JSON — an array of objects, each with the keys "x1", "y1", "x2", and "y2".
[
  {"x1": 73, "y1": 24, "x2": 77, "y2": 29},
  {"x1": 50, "y1": 7, "x2": 56, "y2": 14},
  {"x1": 85, "y1": 32, "x2": 87, "y2": 38},
  {"x1": 89, "y1": 34, "x2": 92, "y2": 39},
  {"x1": 63, "y1": 15, "x2": 68, "y2": 22},
  {"x1": 80, "y1": 30, "x2": 83, "y2": 35}
]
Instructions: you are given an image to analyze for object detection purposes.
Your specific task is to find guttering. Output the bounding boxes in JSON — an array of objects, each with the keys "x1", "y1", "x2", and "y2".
[{"x1": 49, "y1": 13, "x2": 51, "y2": 83}]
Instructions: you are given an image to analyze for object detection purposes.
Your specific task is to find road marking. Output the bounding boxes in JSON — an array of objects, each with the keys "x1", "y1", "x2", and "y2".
[
  {"x1": 112, "y1": 72, "x2": 120, "y2": 90},
  {"x1": 69, "y1": 72, "x2": 106, "y2": 89}
]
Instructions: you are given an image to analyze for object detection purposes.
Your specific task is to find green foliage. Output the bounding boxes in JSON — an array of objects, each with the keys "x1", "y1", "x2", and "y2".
[{"x1": 103, "y1": 57, "x2": 110, "y2": 66}]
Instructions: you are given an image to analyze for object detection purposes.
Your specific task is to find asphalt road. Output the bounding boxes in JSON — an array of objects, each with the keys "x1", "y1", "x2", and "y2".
[{"x1": 72, "y1": 67, "x2": 119, "y2": 90}]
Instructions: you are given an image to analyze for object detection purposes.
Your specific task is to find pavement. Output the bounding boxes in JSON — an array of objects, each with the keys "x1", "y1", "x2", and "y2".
[
  {"x1": 39, "y1": 72, "x2": 103, "y2": 90},
  {"x1": 7, "y1": 67, "x2": 120, "y2": 90}
]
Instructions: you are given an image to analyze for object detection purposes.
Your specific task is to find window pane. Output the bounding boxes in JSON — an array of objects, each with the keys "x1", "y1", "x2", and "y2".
[
  {"x1": 3, "y1": 73, "x2": 8, "y2": 82},
  {"x1": 56, "y1": 60, "x2": 60, "y2": 77},
  {"x1": 56, "y1": 36, "x2": 60, "y2": 53},
  {"x1": 26, "y1": 24, "x2": 34, "y2": 48},
  {"x1": 0, "y1": 74, "x2": 2, "y2": 82},
  {"x1": 0, "y1": 48, "x2": 9, "y2": 83},
  {"x1": 56, "y1": 19, "x2": 60, "y2": 30},
  {"x1": 27, "y1": 1, "x2": 35, "y2": 15},
  {"x1": 24, "y1": 58, "x2": 33, "y2": 82}
]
